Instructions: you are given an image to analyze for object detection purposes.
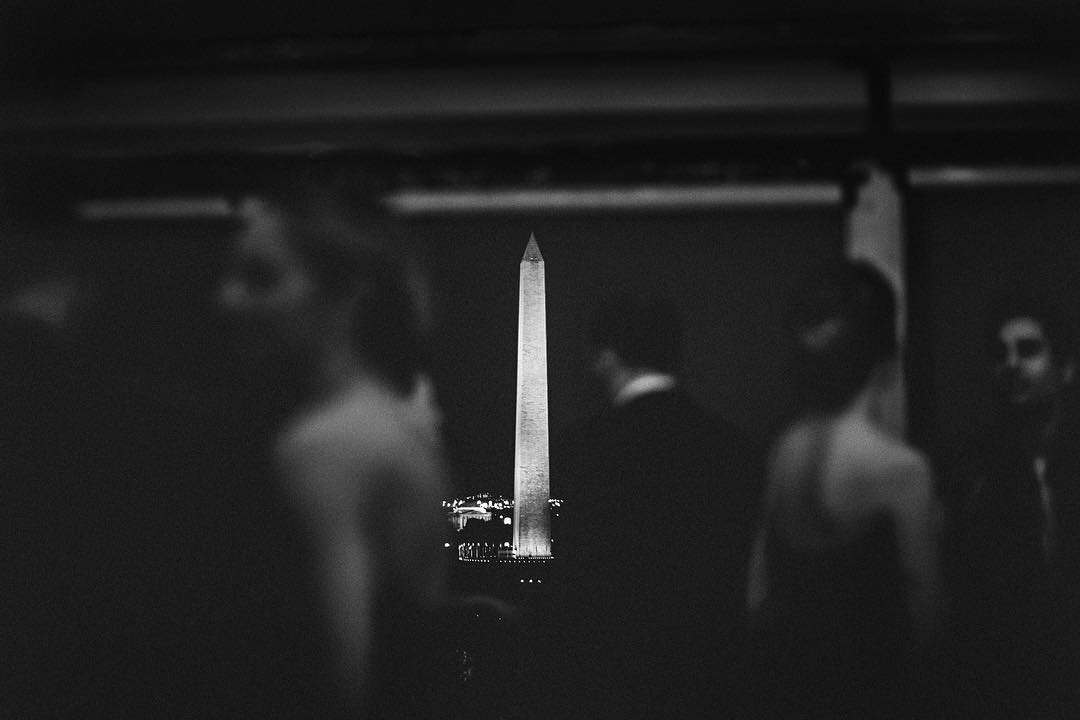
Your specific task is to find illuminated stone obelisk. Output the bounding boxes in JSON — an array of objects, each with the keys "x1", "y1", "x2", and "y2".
[{"x1": 512, "y1": 234, "x2": 552, "y2": 558}]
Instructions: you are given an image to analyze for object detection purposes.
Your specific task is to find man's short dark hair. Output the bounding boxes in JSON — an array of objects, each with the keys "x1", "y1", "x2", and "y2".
[
  {"x1": 589, "y1": 293, "x2": 682, "y2": 372},
  {"x1": 984, "y1": 294, "x2": 1078, "y2": 363}
]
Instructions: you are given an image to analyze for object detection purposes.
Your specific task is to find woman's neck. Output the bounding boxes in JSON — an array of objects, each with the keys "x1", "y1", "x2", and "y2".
[
  {"x1": 827, "y1": 359, "x2": 898, "y2": 431},
  {"x1": 305, "y1": 342, "x2": 370, "y2": 409}
]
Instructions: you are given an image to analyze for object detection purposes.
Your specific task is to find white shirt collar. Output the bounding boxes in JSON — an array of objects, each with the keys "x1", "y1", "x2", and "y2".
[{"x1": 613, "y1": 372, "x2": 677, "y2": 407}]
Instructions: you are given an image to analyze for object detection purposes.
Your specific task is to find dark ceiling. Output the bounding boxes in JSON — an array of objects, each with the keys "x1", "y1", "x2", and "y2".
[
  {"x1": 3, "y1": 0, "x2": 1079, "y2": 199},
  {"x1": 5, "y1": 0, "x2": 1080, "y2": 82},
  {"x1": 8, "y1": 0, "x2": 1079, "y2": 36}
]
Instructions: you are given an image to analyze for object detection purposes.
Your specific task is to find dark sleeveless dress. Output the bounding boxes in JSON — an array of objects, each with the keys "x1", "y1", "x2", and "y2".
[{"x1": 751, "y1": 438, "x2": 911, "y2": 719}]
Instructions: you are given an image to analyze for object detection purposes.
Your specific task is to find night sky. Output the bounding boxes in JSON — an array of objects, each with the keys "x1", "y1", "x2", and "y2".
[{"x1": 400, "y1": 207, "x2": 845, "y2": 497}]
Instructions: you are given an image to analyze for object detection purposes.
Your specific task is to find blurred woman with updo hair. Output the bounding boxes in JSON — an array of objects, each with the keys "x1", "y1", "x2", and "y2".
[
  {"x1": 218, "y1": 168, "x2": 447, "y2": 719},
  {"x1": 746, "y1": 260, "x2": 945, "y2": 719}
]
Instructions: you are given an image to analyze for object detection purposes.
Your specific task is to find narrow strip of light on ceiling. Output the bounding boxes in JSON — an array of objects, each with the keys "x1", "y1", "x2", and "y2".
[
  {"x1": 909, "y1": 166, "x2": 1080, "y2": 188},
  {"x1": 76, "y1": 182, "x2": 843, "y2": 221},
  {"x1": 383, "y1": 183, "x2": 842, "y2": 215},
  {"x1": 76, "y1": 196, "x2": 233, "y2": 221}
]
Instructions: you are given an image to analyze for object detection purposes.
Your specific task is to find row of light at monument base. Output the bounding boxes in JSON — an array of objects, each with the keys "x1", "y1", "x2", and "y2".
[{"x1": 443, "y1": 494, "x2": 562, "y2": 561}]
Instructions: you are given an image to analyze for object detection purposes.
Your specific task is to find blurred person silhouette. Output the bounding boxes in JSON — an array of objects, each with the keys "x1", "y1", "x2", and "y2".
[
  {"x1": 1, "y1": 225, "x2": 124, "y2": 719},
  {"x1": 549, "y1": 292, "x2": 760, "y2": 719},
  {"x1": 950, "y1": 296, "x2": 1080, "y2": 716},
  {"x1": 218, "y1": 171, "x2": 448, "y2": 719},
  {"x1": 746, "y1": 260, "x2": 945, "y2": 719}
]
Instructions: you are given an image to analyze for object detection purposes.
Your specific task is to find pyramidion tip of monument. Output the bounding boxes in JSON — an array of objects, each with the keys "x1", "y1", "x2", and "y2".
[{"x1": 523, "y1": 233, "x2": 543, "y2": 262}]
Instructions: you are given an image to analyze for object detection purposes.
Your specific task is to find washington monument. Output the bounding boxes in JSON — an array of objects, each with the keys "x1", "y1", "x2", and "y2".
[{"x1": 513, "y1": 234, "x2": 552, "y2": 558}]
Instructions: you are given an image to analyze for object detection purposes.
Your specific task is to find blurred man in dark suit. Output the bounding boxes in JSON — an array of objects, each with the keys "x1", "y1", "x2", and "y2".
[
  {"x1": 952, "y1": 298, "x2": 1080, "y2": 717},
  {"x1": 548, "y1": 292, "x2": 760, "y2": 719}
]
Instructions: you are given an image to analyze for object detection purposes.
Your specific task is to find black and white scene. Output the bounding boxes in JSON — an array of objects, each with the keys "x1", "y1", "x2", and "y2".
[{"x1": 5, "y1": 2, "x2": 1080, "y2": 718}]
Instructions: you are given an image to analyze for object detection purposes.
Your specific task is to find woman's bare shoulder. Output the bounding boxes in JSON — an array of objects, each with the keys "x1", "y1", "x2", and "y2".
[
  {"x1": 818, "y1": 420, "x2": 931, "y2": 519},
  {"x1": 842, "y1": 423, "x2": 934, "y2": 510},
  {"x1": 833, "y1": 419, "x2": 927, "y2": 473},
  {"x1": 273, "y1": 386, "x2": 443, "y2": 517},
  {"x1": 278, "y1": 386, "x2": 409, "y2": 459}
]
